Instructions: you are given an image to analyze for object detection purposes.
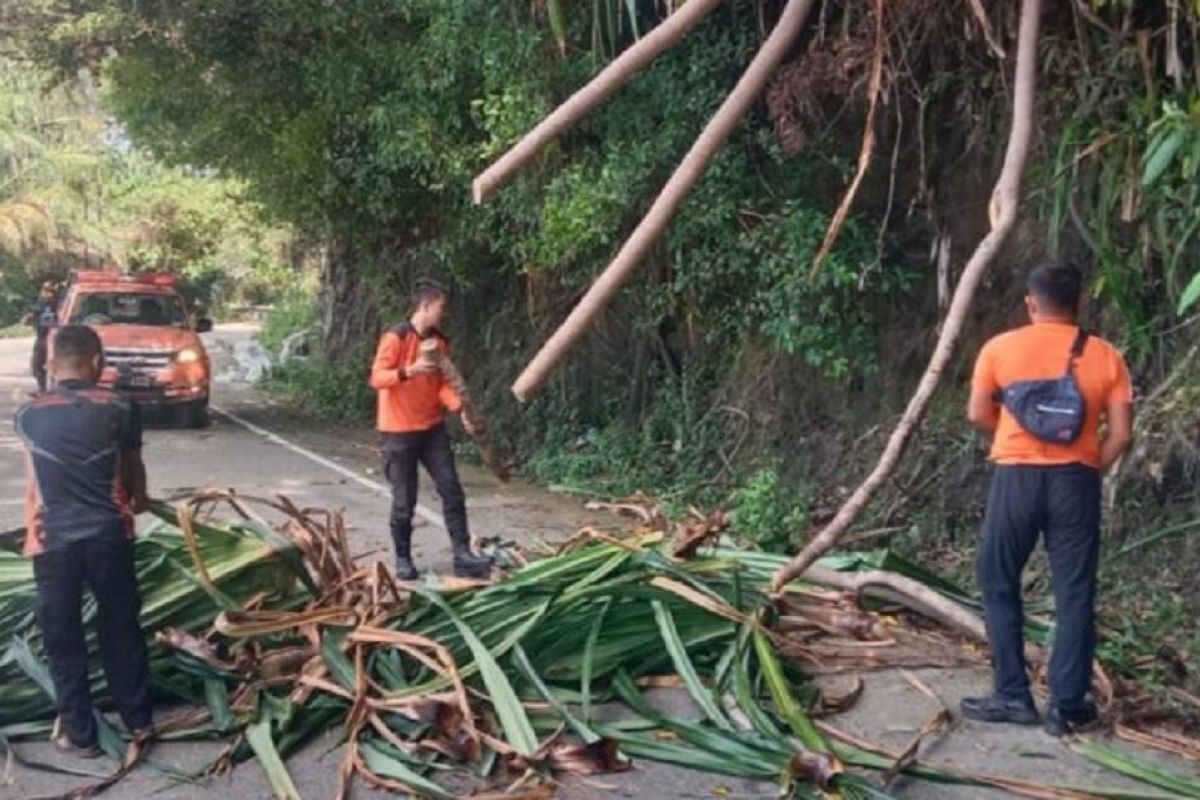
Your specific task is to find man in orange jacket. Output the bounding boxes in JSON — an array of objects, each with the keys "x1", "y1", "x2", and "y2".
[{"x1": 369, "y1": 278, "x2": 492, "y2": 580}]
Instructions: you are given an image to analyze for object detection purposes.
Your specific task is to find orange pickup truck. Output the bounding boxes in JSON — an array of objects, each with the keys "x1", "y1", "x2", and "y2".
[{"x1": 57, "y1": 271, "x2": 214, "y2": 427}]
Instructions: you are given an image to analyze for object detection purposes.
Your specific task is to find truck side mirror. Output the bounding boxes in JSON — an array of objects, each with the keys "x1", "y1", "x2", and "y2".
[{"x1": 195, "y1": 318, "x2": 214, "y2": 333}]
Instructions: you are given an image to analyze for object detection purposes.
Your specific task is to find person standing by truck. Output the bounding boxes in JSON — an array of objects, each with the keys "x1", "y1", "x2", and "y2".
[
  {"x1": 15, "y1": 325, "x2": 154, "y2": 756},
  {"x1": 22, "y1": 282, "x2": 58, "y2": 392},
  {"x1": 369, "y1": 278, "x2": 493, "y2": 580}
]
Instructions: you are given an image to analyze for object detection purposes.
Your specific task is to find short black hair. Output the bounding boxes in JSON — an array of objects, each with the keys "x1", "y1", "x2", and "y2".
[
  {"x1": 412, "y1": 277, "x2": 447, "y2": 307},
  {"x1": 53, "y1": 325, "x2": 102, "y2": 365},
  {"x1": 1027, "y1": 259, "x2": 1083, "y2": 314}
]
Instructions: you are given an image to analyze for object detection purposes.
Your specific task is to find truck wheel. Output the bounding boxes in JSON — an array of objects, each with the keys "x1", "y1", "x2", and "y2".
[{"x1": 178, "y1": 399, "x2": 210, "y2": 429}]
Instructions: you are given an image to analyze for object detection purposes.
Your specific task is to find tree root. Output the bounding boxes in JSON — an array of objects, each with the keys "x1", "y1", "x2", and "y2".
[{"x1": 808, "y1": 0, "x2": 886, "y2": 279}]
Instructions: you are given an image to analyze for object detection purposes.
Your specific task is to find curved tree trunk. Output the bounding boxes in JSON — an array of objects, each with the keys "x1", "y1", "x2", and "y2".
[
  {"x1": 802, "y1": 565, "x2": 988, "y2": 644},
  {"x1": 317, "y1": 237, "x2": 382, "y2": 364},
  {"x1": 472, "y1": 0, "x2": 724, "y2": 205},
  {"x1": 511, "y1": 0, "x2": 819, "y2": 402},
  {"x1": 771, "y1": 0, "x2": 1044, "y2": 592}
]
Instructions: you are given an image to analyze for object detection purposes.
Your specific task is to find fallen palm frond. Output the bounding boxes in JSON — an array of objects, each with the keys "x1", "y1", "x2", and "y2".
[
  {"x1": 1, "y1": 491, "x2": 1196, "y2": 800},
  {"x1": 1072, "y1": 739, "x2": 1200, "y2": 799},
  {"x1": 0, "y1": 500, "x2": 308, "y2": 726}
]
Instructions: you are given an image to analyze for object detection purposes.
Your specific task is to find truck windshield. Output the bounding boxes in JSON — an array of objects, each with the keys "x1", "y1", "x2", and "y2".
[{"x1": 70, "y1": 292, "x2": 188, "y2": 327}]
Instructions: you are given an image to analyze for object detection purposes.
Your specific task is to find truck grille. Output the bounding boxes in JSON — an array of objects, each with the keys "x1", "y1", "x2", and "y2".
[{"x1": 104, "y1": 348, "x2": 174, "y2": 371}]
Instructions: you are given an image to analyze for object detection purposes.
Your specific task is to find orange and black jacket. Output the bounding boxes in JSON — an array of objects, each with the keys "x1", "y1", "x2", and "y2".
[
  {"x1": 15, "y1": 381, "x2": 141, "y2": 557},
  {"x1": 369, "y1": 323, "x2": 462, "y2": 434}
]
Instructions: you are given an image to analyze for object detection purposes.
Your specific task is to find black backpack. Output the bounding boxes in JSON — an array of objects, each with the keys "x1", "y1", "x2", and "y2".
[{"x1": 996, "y1": 328, "x2": 1090, "y2": 445}]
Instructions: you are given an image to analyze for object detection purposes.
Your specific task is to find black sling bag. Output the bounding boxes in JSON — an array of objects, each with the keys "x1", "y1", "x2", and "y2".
[{"x1": 995, "y1": 328, "x2": 1090, "y2": 445}]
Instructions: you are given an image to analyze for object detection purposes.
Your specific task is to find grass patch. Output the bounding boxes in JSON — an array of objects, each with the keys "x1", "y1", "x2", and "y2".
[
  {"x1": 0, "y1": 324, "x2": 32, "y2": 339},
  {"x1": 527, "y1": 379, "x2": 725, "y2": 514},
  {"x1": 728, "y1": 467, "x2": 809, "y2": 553},
  {"x1": 260, "y1": 357, "x2": 373, "y2": 423},
  {"x1": 258, "y1": 288, "x2": 315, "y2": 355}
]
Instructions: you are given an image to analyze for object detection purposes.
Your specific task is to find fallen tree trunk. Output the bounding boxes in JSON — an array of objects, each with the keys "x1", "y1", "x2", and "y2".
[
  {"x1": 472, "y1": 0, "x2": 725, "y2": 205},
  {"x1": 424, "y1": 341, "x2": 511, "y2": 482},
  {"x1": 772, "y1": 0, "x2": 1044, "y2": 591},
  {"x1": 801, "y1": 565, "x2": 987, "y2": 644},
  {"x1": 511, "y1": 0, "x2": 819, "y2": 402}
]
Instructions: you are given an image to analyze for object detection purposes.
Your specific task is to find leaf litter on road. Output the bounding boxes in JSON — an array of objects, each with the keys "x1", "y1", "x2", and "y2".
[{"x1": 0, "y1": 491, "x2": 1196, "y2": 799}]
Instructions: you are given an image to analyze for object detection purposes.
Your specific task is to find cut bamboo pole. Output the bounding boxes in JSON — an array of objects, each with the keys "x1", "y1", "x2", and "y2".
[
  {"x1": 511, "y1": 0, "x2": 819, "y2": 402},
  {"x1": 772, "y1": 0, "x2": 1044, "y2": 591},
  {"x1": 472, "y1": 0, "x2": 725, "y2": 205}
]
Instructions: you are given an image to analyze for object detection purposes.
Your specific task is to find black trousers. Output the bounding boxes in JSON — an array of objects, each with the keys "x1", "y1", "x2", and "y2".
[
  {"x1": 976, "y1": 463, "x2": 1101, "y2": 712},
  {"x1": 383, "y1": 423, "x2": 469, "y2": 546},
  {"x1": 31, "y1": 337, "x2": 47, "y2": 391},
  {"x1": 33, "y1": 537, "x2": 153, "y2": 746}
]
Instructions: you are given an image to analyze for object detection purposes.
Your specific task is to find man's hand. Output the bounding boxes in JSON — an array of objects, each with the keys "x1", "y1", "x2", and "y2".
[
  {"x1": 460, "y1": 410, "x2": 476, "y2": 436},
  {"x1": 402, "y1": 362, "x2": 439, "y2": 379},
  {"x1": 122, "y1": 451, "x2": 149, "y2": 514},
  {"x1": 1099, "y1": 401, "x2": 1134, "y2": 474}
]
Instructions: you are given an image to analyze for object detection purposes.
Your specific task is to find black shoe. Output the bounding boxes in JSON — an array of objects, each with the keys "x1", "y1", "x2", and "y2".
[
  {"x1": 452, "y1": 548, "x2": 493, "y2": 579},
  {"x1": 394, "y1": 556, "x2": 419, "y2": 581},
  {"x1": 52, "y1": 732, "x2": 103, "y2": 759},
  {"x1": 1044, "y1": 704, "x2": 1099, "y2": 737},
  {"x1": 960, "y1": 694, "x2": 1040, "y2": 725}
]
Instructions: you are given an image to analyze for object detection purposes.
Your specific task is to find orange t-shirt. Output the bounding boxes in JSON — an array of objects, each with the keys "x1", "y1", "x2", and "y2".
[
  {"x1": 971, "y1": 322, "x2": 1133, "y2": 468},
  {"x1": 369, "y1": 324, "x2": 463, "y2": 434}
]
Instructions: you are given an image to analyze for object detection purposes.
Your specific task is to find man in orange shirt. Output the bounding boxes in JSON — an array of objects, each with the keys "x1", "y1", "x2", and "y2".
[
  {"x1": 369, "y1": 278, "x2": 492, "y2": 580},
  {"x1": 961, "y1": 260, "x2": 1133, "y2": 736}
]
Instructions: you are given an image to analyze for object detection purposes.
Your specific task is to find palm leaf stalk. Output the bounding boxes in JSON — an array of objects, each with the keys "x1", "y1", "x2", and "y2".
[{"x1": 0, "y1": 492, "x2": 1189, "y2": 799}]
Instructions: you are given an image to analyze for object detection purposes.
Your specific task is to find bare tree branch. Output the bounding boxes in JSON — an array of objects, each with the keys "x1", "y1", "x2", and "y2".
[
  {"x1": 808, "y1": 0, "x2": 886, "y2": 279},
  {"x1": 772, "y1": 0, "x2": 1044, "y2": 592},
  {"x1": 471, "y1": 0, "x2": 725, "y2": 204},
  {"x1": 967, "y1": 0, "x2": 1006, "y2": 59}
]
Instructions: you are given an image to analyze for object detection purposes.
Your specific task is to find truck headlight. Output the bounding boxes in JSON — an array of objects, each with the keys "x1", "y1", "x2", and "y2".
[{"x1": 176, "y1": 347, "x2": 202, "y2": 364}]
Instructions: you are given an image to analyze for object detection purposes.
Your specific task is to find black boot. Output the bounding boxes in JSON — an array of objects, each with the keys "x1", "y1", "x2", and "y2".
[
  {"x1": 450, "y1": 532, "x2": 492, "y2": 579},
  {"x1": 391, "y1": 524, "x2": 419, "y2": 581},
  {"x1": 1044, "y1": 703, "x2": 1099, "y2": 737},
  {"x1": 960, "y1": 694, "x2": 1040, "y2": 725}
]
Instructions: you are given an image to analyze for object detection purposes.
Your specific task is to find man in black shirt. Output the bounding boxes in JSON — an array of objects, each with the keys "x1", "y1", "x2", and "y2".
[
  {"x1": 15, "y1": 325, "x2": 152, "y2": 757},
  {"x1": 22, "y1": 282, "x2": 58, "y2": 392}
]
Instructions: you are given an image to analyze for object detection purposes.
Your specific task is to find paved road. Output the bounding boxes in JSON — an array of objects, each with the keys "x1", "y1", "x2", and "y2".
[
  {"x1": 0, "y1": 329, "x2": 1186, "y2": 799},
  {"x1": 0, "y1": 328, "x2": 775, "y2": 800}
]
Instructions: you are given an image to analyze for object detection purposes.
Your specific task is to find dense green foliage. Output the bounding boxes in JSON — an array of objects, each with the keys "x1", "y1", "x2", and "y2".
[
  {"x1": 0, "y1": 56, "x2": 292, "y2": 322},
  {"x1": 27, "y1": 2, "x2": 909, "y2": 375},
  {"x1": 12, "y1": 2, "x2": 1200, "y2": 605}
]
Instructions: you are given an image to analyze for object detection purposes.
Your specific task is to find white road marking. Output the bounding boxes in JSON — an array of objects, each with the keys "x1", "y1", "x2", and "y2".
[{"x1": 209, "y1": 403, "x2": 447, "y2": 530}]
